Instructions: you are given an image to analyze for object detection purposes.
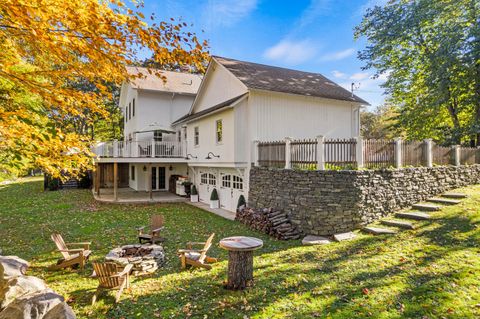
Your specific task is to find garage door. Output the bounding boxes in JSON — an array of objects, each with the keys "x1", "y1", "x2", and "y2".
[
  {"x1": 198, "y1": 171, "x2": 217, "y2": 204},
  {"x1": 219, "y1": 173, "x2": 244, "y2": 212}
]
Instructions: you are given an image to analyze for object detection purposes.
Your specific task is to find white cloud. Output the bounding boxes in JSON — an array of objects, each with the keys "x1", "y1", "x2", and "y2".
[
  {"x1": 349, "y1": 72, "x2": 370, "y2": 81},
  {"x1": 202, "y1": 0, "x2": 258, "y2": 28},
  {"x1": 298, "y1": 0, "x2": 332, "y2": 28},
  {"x1": 319, "y1": 48, "x2": 356, "y2": 62},
  {"x1": 263, "y1": 39, "x2": 318, "y2": 65},
  {"x1": 332, "y1": 70, "x2": 347, "y2": 79}
]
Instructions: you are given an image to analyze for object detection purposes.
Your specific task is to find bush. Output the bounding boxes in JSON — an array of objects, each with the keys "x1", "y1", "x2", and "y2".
[
  {"x1": 78, "y1": 172, "x2": 92, "y2": 189},
  {"x1": 237, "y1": 194, "x2": 246, "y2": 208},
  {"x1": 191, "y1": 185, "x2": 198, "y2": 195},
  {"x1": 210, "y1": 188, "x2": 219, "y2": 201},
  {"x1": 48, "y1": 178, "x2": 60, "y2": 191}
]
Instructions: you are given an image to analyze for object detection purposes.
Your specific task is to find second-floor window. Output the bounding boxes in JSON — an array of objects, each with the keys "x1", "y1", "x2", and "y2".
[
  {"x1": 128, "y1": 103, "x2": 131, "y2": 120},
  {"x1": 216, "y1": 119, "x2": 223, "y2": 143},
  {"x1": 177, "y1": 131, "x2": 181, "y2": 142},
  {"x1": 132, "y1": 98, "x2": 135, "y2": 117},
  {"x1": 125, "y1": 106, "x2": 128, "y2": 123},
  {"x1": 194, "y1": 127, "x2": 199, "y2": 146},
  {"x1": 154, "y1": 130, "x2": 163, "y2": 142}
]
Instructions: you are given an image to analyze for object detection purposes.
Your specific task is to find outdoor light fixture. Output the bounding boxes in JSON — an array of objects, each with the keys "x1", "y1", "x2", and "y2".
[
  {"x1": 143, "y1": 165, "x2": 147, "y2": 172},
  {"x1": 169, "y1": 165, "x2": 173, "y2": 171},
  {"x1": 185, "y1": 153, "x2": 198, "y2": 160},
  {"x1": 205, "y1": 152, "x2": 220, "y2": 160}
]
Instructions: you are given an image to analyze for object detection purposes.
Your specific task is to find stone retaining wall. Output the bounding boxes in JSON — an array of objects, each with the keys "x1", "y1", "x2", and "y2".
[{"x1": 248, "y1": 165, "x2": 480, "y2": 236}]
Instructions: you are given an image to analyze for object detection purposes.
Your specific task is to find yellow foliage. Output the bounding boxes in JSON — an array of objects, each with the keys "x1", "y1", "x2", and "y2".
[{"x1": 0, "y1": 0, "x2": 209, "y2": 178}]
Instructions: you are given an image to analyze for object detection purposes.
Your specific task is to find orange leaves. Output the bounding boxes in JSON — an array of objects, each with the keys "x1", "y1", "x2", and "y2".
[{"x1": 0, "y1": 0, "x2": 209, "y2": 177}]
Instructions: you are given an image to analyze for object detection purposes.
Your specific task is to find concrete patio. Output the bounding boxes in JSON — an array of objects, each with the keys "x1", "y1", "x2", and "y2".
[{"x1": 93, "y1": 188, "x2": 187, "y2": 203}]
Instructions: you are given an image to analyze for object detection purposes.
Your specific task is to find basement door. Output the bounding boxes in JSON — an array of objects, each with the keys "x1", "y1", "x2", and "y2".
[{"x1": 151, "y1": 166, "x2": 166, "y2": 190}]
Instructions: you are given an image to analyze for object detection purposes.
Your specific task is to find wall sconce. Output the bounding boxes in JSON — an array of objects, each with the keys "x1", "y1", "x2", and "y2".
[
  {"x1": 143, "y1": 165, "x2": 147, "y2": 172},
  {"x1": 205, "y1": 152, "x2": 220, "y2": 160},
  {"x1": 185, "y1": 153, "x2": 198, "y2": 160},
  {"x1": 169, "y1": 165, "x2": 173, "y2": 171}
]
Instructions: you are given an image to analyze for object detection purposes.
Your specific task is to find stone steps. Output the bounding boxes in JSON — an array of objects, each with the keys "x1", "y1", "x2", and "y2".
[
  {"x1": 427, "y1": 197, "x2": 461, "y2": 205},
  {"x1": 333, "y1": 232, "x2": 356, "y2": 242},
  {"x1": 442, "y1": 193, "x2": 468, "y2": 199},
  {"x1": 395, "y1": 211, "x2": 431, "y2": 221},
  {"x1": 362, "y1": 226, "x2": 397, "y2": 235},
  {"x1": 412, "y1": 203, "x2": 441, "y2": 212},
  {"x1": 380, "y1": 219, "x2": 415, "y2": 230}
]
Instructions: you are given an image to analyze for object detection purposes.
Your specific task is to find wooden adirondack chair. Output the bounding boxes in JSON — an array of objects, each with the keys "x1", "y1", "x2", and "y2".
[
  {"x1": 137, "y1": 214, "x2": 165, "y2": 244},
  {"x1": 49, "y1": 233, "x2": 91, "y2": 270},
  {"x1": 91, "y1": 262, "x2": 133, "y2": 304},
  {"x1": 178, "y1": 233, "x2": 218, "y2": 270}
]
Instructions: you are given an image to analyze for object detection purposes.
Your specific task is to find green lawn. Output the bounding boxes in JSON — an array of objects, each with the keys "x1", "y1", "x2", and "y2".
[{"x1": 1, "y1": 177, "x2": 480, "y2": 318}]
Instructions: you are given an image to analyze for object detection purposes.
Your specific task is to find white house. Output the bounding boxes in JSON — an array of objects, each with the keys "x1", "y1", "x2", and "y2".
[{"x1": 94, "y1": 57, "x2": 368, "y2": 212}]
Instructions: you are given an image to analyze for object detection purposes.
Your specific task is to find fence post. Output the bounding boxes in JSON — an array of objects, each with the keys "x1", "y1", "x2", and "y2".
[
  {"x1": 425, "y1": 139, "x2": 433, "y2": 167},
  {"x1": 285, "y1": 137, "x2": 292, "y2": 169},
  {"x1": 113, "y1": 139, "x2": 118, "y2": 157},
  {"x1": 453, "y1": 145, "x2": 461, "y2": 166},
  {"x1": 316, "y1": 135, "x2": 325, "y2": 170},
  {"x1": 253, "y1": 140, "x2": 259, "y2": 167},
  {"x1": 394, "y1": 137, "x2": 402, "y2": 168},
  {"x1": 356, "y1": 136, "x2": 364, "y2": 169}
]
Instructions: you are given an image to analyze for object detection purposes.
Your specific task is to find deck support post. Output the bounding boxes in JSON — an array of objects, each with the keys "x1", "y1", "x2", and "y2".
[
  {"x1": 394, "y1": 137, "x2": 402, "y2": 168},
  {"x1": 284, "y1": 137, "x2": 292, "y2": 169},
  {"x1": 148, "y1": 163, "x2": 153, "y2": 200},
  {"x1": 316, "y1": 135, "x2": 325, "y2": 170},
  {"x1": 113, "y1": 162, "x2": 118, "y2": 201},
  {"x1": 94, "y1": 163, "x2": 100, "y2": 195},
  {"x1": 356, "y1": 136, "x2": 364, "y2": 169}
]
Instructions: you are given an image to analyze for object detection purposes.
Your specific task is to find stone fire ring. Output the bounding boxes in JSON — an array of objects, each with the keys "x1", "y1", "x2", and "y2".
[{"x1": 105, "y1": 244, "x2": 165, "y2": 276}]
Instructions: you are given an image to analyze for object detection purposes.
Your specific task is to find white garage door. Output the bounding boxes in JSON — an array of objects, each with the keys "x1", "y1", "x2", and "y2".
[
  {"x1": 219, "y1": 172, "x2": 244, "y2": 212},
  {"x1": 198, "y1": 171, "x2": 217, "y2": 204}
]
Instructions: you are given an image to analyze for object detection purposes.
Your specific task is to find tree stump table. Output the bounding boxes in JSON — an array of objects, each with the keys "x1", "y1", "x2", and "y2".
[{"x1": 219, "y1": 236, "x2": 263, "y2": 290}]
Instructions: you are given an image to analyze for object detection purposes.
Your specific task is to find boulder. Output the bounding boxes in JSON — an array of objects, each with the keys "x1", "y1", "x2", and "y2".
[
  {"x1": 1, "y1": 276, "x2": 48, "y2": 309},
  {"x1": 0, "y1": 290, "x2": 75, "y2": 319},
  {"x1": 0, "y1": 256, "x2": 29, "y2": 280}
]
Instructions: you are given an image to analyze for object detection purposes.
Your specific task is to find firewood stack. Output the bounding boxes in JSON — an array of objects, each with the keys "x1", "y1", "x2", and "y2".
[{"x1": 235, "y1": 206, "x2": 301, "y2": 240}]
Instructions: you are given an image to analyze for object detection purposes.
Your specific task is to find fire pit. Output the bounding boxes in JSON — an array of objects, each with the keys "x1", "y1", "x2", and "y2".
[{"x1": 105, "y1": 244, "x2": 165, "y2": 276}]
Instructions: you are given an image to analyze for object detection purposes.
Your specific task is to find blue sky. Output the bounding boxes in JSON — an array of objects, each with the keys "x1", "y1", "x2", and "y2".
[{"x1": 140, "y1": 0, "x2": 387, "y2": 109}]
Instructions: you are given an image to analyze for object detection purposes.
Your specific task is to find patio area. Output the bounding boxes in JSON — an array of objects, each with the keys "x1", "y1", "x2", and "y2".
[{"x1": 93, "y1": 187, "x2": 187, "y2": 203}]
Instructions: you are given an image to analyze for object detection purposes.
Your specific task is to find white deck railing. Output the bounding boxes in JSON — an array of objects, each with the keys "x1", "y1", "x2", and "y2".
[{"x1": 95, "y1": 140, "x2": 185, "y2": 158}]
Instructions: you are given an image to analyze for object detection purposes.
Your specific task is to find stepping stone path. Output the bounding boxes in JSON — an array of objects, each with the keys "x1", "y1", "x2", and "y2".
[
  {"x1": 362, "y1": 227, "x2": 397, "y2": 235},
  {"x1": 381, "y1": 219, "x2": 415, "y2": 230},
  {"x1": 442, "y1": 193, "x2": 468, "y2": 199},
  {"x1": 395, "y1": 211, "x2": 431, "y2": 220},
  {"x1": 427, "y1": 198, "x2": 462, "y2": 205},
  {"x1": 333, "y1": 232, "x2": 356, "y2": 242},
  {"x1": 302, "y1": 235, "x2": 332, "y2": 245},
  {"x1": 412, "y1": 203, "x2": 441, "y2": 212}
]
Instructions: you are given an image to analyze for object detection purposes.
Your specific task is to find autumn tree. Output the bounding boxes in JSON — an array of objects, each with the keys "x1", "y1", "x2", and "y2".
[
  {"x1": 0, "y1": 0, "x2": 209, "y2": 178},
  {"x1": 355, "y1": 0, "x2": 480, "y2": 145},
  {"x1": 361, "y1": 104, "x2": 401, "y2": 139}
]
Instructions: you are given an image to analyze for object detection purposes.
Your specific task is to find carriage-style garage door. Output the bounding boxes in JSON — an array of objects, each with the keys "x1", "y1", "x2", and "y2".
[{"x1": 219, "y1": 173, "x2": 244, "y2": 212}]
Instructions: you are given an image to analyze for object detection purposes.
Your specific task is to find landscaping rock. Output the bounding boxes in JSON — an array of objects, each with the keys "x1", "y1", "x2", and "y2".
[
  {"x1": 427, "y1": 198, "x2": 461, "y2": 205},
  {"x1": 380, "y1": 220, "x2": 415, "y2": 230},
  {"x1": 442, "y1": 193, "x2": 467, "y2": 199},
  {"x1": 333, "y1": 232, "x2": 356, "y2": 242},
  {"x1": 411, "y1": 204, "x2": 440, "y2": 212},
  {"x1": 362, "y1": 227, "x2": 397, "y2": 235},
  {"x1": 0, "y1": 276, "x2": 48, "y2": 309},
  {"x1": 0, "y1": 290, "x2": 75, "y2": 319},
  {"x1": 0, "y1": 256, "x2": 29, "y2": 280},
  {"x1": 301, "y1": 235, "x2": 331, "y2": 245},
  {"x1": 395, "y1": 212, "x2": 431, "y2": 220}
]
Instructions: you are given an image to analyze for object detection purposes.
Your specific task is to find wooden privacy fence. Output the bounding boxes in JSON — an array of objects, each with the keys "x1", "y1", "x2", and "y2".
[{"x1": 256, "y1": 137, "x2": 480, "y2": 170}]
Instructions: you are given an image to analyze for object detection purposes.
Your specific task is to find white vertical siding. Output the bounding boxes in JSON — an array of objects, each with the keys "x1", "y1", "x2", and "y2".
[
  {"x1": 192, "y1": 62, "x2": 247, "y2": 113},
  {"x1": 250, "y1": 90, "x2": 360, "y2": 141}
]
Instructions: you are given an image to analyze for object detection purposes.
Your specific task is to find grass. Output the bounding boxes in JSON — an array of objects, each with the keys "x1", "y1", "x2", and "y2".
[{"x1": 1, "y1": 177, "x2": 480, "y2": 318}]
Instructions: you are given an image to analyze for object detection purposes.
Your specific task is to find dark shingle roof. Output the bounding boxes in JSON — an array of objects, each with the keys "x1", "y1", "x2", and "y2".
[
  {"x1": 213, "y1": 56, "x2": 369, "y2": 105},
  {"x1": 172, "y1": 93, "x2": 248, "y2": 125}
]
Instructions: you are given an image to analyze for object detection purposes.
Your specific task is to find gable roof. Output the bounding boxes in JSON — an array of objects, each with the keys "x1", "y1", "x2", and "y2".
[
  {"x1": 126, "y1": 66, "x2": 202, "y2": 95},
  {"x1": 212, "y1": 56, "x2": 369, "y2": 104},
  {"x1": 172, "y1": 93, "x2": 248, "y2": 125}
]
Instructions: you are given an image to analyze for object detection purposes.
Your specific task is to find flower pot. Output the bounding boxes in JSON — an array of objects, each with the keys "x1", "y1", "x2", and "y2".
[
  {"x1": 190, "y1": 194, "x2": 199, "y2": 202},
  {"x1": 210, "y1": 200, "x2": 219, "y2": 209}
]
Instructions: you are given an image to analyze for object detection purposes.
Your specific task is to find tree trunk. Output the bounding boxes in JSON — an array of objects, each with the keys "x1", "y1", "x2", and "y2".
[{"x1": 225, "y1": 251, "x2": 254, "y2": 290}]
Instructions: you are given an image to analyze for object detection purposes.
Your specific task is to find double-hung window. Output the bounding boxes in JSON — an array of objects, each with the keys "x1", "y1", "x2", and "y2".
[
  {"x1": 194, "y1": 127, "x2": 199, "y2": 146},
  {"x1": 132, "y1": 98, "x2": 135, "y2": 117},
  {"x1": 215, "y1": 119, "x2": 223, "y2": 143},
  {"x1": 154, "y1": 130, "x2": 163, "y2": 142},
  {"x1": 128, "y1": 103, "x2": 131, "y2": 120}
]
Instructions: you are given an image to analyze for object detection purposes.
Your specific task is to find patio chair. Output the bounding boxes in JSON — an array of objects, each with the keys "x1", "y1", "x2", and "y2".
[
  {"x1": 137, "y1": 214, "x2": 165, "y2": 244},
  {"x1": 91, "y1": 262, "x2": 133, "y2": 304},
  {"x1": 178, "y1": 233, "x2": 218, "y2": 270},
  {"x1": 48, "y1": 233, "x2": 91, "y2": 270}
]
